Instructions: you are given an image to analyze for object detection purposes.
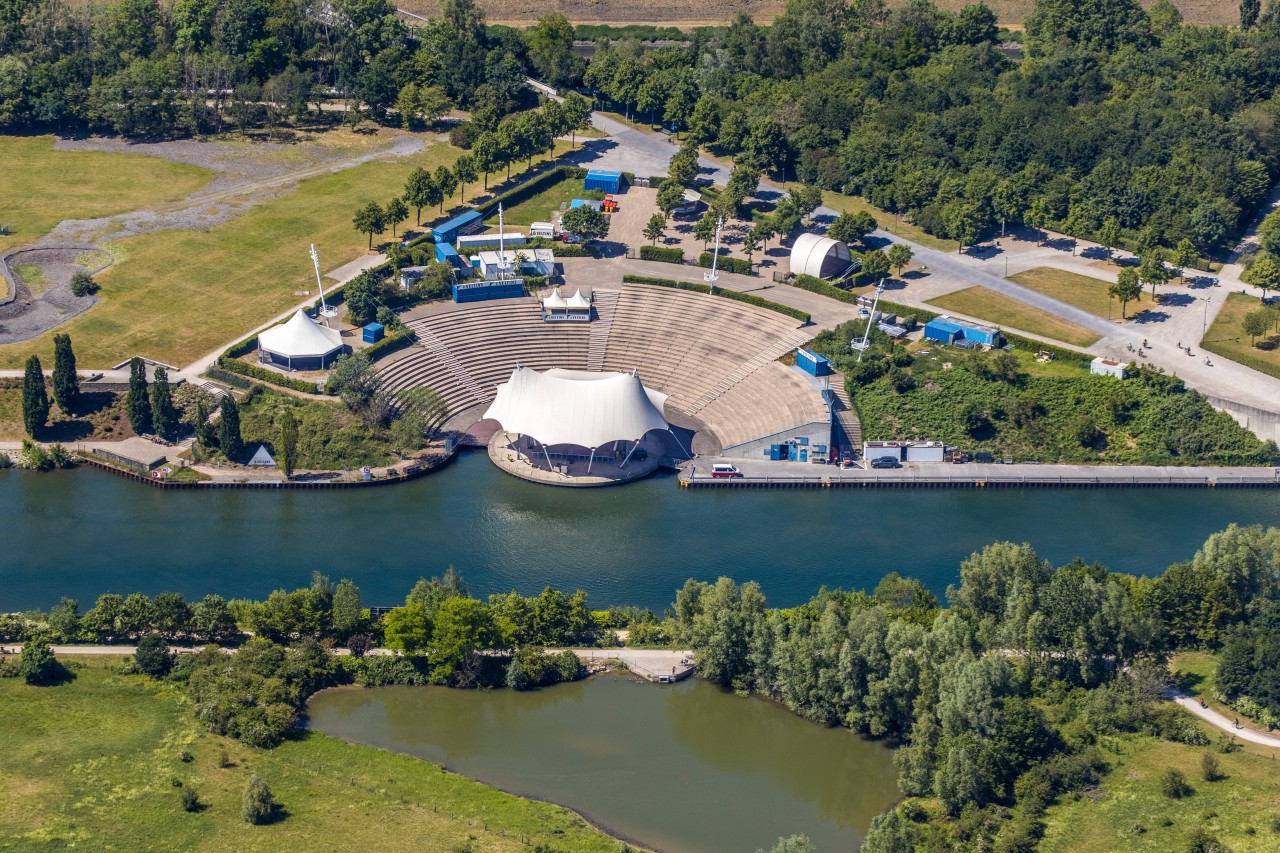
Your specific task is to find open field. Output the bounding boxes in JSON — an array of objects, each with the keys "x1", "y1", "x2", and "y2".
[
  {"x1": 1201, "y1": 292, "x2": 1280, "y2": 381},
  {"x1": 390, "y1": 0, "x2": 1237, "y2": 26},
  {"x1": 0, "y1": 136, "x2": 212, "y2": 254},
  {"x1": 0, "y1": 655, "x2": 630, "y2": 852},
  {"x1": 819, "y1": 191, "x2": 960, "y2": 253},
  {"x1": 927, "y1": 285, "x2": 1103, "y2": 347},
  {"x1": 496, "y1": 173, "x2": 581, "y2": 226},
  {"x1": 1010, "y1": 266, "x2": 1149, "y2": 320},
  {"x1": 1038, "y1": 723, "x2": 1280, "y2": 853}
]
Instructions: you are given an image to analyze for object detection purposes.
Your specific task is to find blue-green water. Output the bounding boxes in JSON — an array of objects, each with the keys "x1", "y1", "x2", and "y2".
[{"x1": 4, "y1": 452, "x2": 1280, "y2": 611}]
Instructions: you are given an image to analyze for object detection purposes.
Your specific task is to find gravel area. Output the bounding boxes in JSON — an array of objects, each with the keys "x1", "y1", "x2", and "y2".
[{"x1": 0, "y1": 246, "x2": 106, "y2": 344}]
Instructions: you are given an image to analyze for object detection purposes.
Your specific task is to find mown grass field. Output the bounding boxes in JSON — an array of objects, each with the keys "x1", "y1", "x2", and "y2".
[
  {"x1": 1010, "y1": 266, "x2": 1149, "y2": 320},
  {"x1": 497, "y1": 172, "x2": 581, "y2": 226},
  {"x1": 1038, "y1": 721, "x2": 1280, "y2": 853},
  {"x1": 819, "y1": 191, "x2": 960, "y2": 253},
  {"x1": 0, "y1": 655, "x2": 630, "y2": 852},
  {"x1": 1201, "y1": 292, "x2": 1280, "y2": 381},
  {"x1": 0, "y1": 136, "x2": 212, "y2": 254},
  {"x1": 927, "y1": 285, "x2": 1102, "y2": 347}
]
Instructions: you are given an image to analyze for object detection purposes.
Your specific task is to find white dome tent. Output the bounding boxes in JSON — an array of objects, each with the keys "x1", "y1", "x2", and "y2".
[
  {"x1": 790, "y1": 232, "x2": 854, "y2": 279},
  {"x1": 257, "y1": 309, "x2": 345, "y2": 371}
]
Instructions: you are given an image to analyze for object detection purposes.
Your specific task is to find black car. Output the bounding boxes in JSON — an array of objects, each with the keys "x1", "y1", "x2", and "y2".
[{"x1": 870, "y1": 456, "x2": 902, "y2": 469}]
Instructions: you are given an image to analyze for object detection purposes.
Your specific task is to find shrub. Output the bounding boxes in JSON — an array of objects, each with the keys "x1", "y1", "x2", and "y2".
[
  {"x1": 1162, "y1": 768, "x2": 1192, "y2": 799},
  {"x1": 356, "y1": 654, "x2": 429, "y2": 687},
  {"x1": 70, "y1": 271, "x2": 99, "y2": 297},
  {"x1": 242, "y1": 774, "x2": 275, "y2": 825},
  {"x1": 134, "y1": 633, "x2": 173, "y2": 678},
  {"x1": 214, "y1": 356, "x2": 319, "y2": 394},
  {"x1": 18, "y1": 640, "x2": 61, "y2": 684},
  {"x1": 1200, "y1": 753, "x2": 1221, "y2": 782},
  {"x1": 217, "y1": 749, "x2": 234, "y2": 768},
  {"x1": 181, "y1": 787, "x2": 201, "y2": 812},
  {"x1": 0, "y1": 451, "x2": 10, "y2": 469},
  {"x1": 698, "y1": 252, "x2": 754, "y2": 275},
  {"x1": 639, "y1": 245, "x2": 684, "y2": 263}
]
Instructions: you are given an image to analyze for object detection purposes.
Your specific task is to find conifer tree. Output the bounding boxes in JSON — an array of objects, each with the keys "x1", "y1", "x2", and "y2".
[
  {"x1": 126, "y1": 357, "x2": 151, "y2": 435},
  {"x1": 51, "y1": 334, "x2": 79, "y2": 415},
  {"x1": 21, "y1": 355, "x2": 49, "y2": 437},
  {"x1": 150, "y1": 366, "x2": 177, "y2": 440},
  {"x1": 219, "y1": 396, "x2": 243, "y2": 460}
]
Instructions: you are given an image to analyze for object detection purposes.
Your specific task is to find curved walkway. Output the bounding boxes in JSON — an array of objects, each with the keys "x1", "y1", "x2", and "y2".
[{"x1": 1171, "y1": 691, "x2": 1280, "y2": 748}]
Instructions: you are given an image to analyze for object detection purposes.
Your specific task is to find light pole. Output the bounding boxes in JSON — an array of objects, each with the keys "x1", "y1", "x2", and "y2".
[
  {"x1": 704, "y1": 216, "x2": 723, "y2": 294},
  {"x1": 1203, "y1": 296, "x2": 1209, "y2": 337}
]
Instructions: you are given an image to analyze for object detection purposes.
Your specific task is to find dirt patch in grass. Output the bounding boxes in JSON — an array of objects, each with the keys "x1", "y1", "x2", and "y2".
[
  {"x1": 1010, "y1": 266, "x2": 1150, "y2": 320},
  {"x1": 928, "y1": 285, "x2": 1102, "y2": 347},
  {"x1": 1201, "y1": 291, "x2": 1280, "y2": 381},
  {"x1": 0, "y1": 378, "x2": 136, "y2": 442}
]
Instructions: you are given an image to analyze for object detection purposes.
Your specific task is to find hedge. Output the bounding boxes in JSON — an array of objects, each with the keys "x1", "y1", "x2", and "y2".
[
  {"x1": 362, "y1": 328, "x2": 415, "y2": 362},
  {"x1": 639, "y1": 245, "x2": 685, "y2": 263},
  {"x1": 622, "y1": 275, "x2": 810, "y2": 323},
  {"x1": 214, "y1": 355, "x2": 321, "y2": 393},
  {"x1": 203, "y1": 367, "x2": 254, "y2": 390},
  {"x1": 789, "y1": 275, "x2": 938, "y2": 324},
  {"x1": 698, "y1": 252, "x2": 755, "y2": 276}
]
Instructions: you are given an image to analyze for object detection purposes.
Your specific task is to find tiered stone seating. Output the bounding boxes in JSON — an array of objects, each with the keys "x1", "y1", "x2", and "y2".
[{"x1": 695, "y1": 362, "x2": 831, "y2": 450}]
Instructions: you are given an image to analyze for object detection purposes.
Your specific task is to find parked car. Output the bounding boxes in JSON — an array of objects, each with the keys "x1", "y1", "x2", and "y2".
[
  {"x1": 710, "y1": 463, "x2": 743, "y2": 478},
  {"x1": 870, "y1": 456, "x2": 902, "y2": 469}
]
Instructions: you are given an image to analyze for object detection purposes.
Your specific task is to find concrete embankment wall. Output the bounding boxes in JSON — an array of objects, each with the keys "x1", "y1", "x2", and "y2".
[{"x1": 1206, "y1": 395, "x2": 1280, "y2": 444}]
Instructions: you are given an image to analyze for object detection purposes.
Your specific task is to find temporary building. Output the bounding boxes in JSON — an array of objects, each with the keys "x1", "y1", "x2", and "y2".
[
  {"x1": 257, "y1": 309, "x2": 344, "y2": 371},
  {"x1": 1091, "y1": 357, "x2": 1126, "y2": 378},
  {"x1": 674, "y1": 188, "x2": 703, "y2": 216},
  {"x1": 584, "y1": 169, "x2": 624, "y2": 194},
  {"x1": 569, "y1": 198, "x2": 603, "y2": 211},
  {"x1": 483, "y1": 367, "x2": 669, "y2": 452},
  {"x1": 565, "y1": 289, "x2": 591, "y2": 311},
  {"x1": 432, "y1": 210, "x2": 482, "y2": 245},
  {"x1": 530, "y1": 221, "x2": 557, "y2": 239},
  {"x1": 923, "y1": 316, "x2": 1004, "y2": 348},
  {"x1": 790, "y1": 233, "x2": 854, "y2": 279},
  {"x1": 541, "y1": 287, "x2": 568, "y2": 312},
  {"x1": 456, "y1": 232, "x2": 526, "y2": 251}
]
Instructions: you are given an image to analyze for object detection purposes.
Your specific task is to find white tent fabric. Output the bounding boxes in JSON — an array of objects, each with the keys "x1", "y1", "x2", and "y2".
[
  {"x1": 790, "y1": 232, "x2": 852, "y2": 279},
  {"x1": 258, "y1": 310, "x2": 343, "y2": 358},
  {"x1": 566, "y1": 289, "x2": 591, "y2": 310},
  {"x1": 541, "y1": 288, "x2": 568, "y2": 310},
  {"x1": 484, "y1": 367, "x2": 669, "y2": 449},
  {"x1": 247, "y1": 445, "x2": 275, "y2": 467}
]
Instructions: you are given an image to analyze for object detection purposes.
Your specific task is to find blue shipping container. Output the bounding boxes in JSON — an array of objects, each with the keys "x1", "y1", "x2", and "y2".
[
  {"x1": 770, "y1": 444, "x2": 782, "y2": 461},
  {"x1": 787, "y1": 444, "x2": 798, "y2": 461},
  {"x1": 795, "y1": 348, "x2": 832, "y2": 377},
  {"x1": 362, "y1": 323, "x2": 385, "y2": 344},
  {"x1": 584, "y1": 169, "x2": 623, "y2": 194},
  {"x1": 800, "y1": 449, "x2": 808, "y2": 463}
]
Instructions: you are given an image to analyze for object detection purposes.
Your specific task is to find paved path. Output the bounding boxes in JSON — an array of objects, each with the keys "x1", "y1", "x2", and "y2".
[{"x1": 1172, "y1": 692, "x2": 1280, "y2": 748}]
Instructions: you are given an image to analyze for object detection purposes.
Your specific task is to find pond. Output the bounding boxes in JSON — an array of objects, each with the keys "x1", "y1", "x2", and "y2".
[
  {"x1": 4, "y1": 452, "x2": 1280, "y2": 611},
  {"x1": 306, "y1": 672, "x2": 898, "y2": 852}
]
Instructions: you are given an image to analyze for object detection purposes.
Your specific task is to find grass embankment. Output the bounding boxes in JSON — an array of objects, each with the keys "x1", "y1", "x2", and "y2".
[
  {"x1": 1201, "y1": 292, "x2": 1280, "y2": 381},
  {"x1": 0, "y1": 655, "x2": 629, "y2": 852},
  {"x1": 1037, "y1": 724, "x2": 1280, "y2": 852},
  {"x1": 0, "y1": 135, "x2": 213, "y2": 254},
  {"x1": 928, "y1": 285, "x2": 1102, "y2": 347},
  {"x1": 235, "y1": 387, "x2": 413, "y2": 469},
  {"x1": 1010, "y1": 266, "x2": 1150, "y2": 320}
]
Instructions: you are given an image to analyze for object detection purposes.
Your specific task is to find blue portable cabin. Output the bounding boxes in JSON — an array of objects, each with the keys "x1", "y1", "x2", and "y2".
[
  {"x1": 362, "y1": 322, "x2": 385, "y2": 344},
  {"x1": 435, "y1": 242, "x2": 461, "y2": 265},
  {"x1": 962, "y1": 323, "x2": 1004, "y2": 347},
  {"x1": 584, "y1": 169, "x2": 623, "y2": 194},
  {"x1": 432, "y1": 210, "x2": 482, "y2": 245},
  {"x1": 795, "y1": 348, "x2": 832, "y2": 377},
  {"x1": 923, "y1": 318, "x2": 967, "y2": 345},
  {"x1": 924, "y1": 316, "x2": 1004, "y2": 348}
]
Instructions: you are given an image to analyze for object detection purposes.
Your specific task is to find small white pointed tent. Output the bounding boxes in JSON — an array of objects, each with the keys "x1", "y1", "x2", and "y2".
[
  {"x1": 541, "y1": 287, "x2": 568, "y2": 310},
  {"x1": 258, "y1": 310, "x2": 344, "y2": 370},
  {"x1": 247, "y1": 445, "x2": 276, "y2": 467},
  {"x1": 565, "y1": 289, "x2": 591, "y2": 311}
]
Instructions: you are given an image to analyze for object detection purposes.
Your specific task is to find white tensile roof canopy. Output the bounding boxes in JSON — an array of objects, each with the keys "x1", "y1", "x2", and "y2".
[
  {"x1": 791, "y1": 232, "x2": 853, "y2": 279},
  {"x1": 483, "y1": 367, "x2": 669, "y2": 449},
  {"x1": 258, "y1": 310, "x2": 343, "y2": 358}
]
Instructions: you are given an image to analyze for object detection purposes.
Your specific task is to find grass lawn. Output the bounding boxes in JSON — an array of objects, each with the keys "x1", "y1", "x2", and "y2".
[
  {"x1": 1010, "y1": 266, "x2": 1149, "y2": 320},
  {"x1": 0, "y1": 136, "x2": 212, "y2": 253},
  {"x1": 488, "y1": 170, "x2": 579, "y2": 227},
  {"x1": 819, "y1": 191, "x2": 960, "y2": 253},
  {"x1": 1038, "y1": 726, "x2": 1280, "y2": 853},
  {"x1": 14, "y1": 263, "x2": 45, "y2": 294},
  {"x1": 1201, "y1": 292, "x2": 1280, "y2": 381},
  {"x1": 927, "y1": 285, "x2": 1102, "y2": 347},
  {"x1": 0, "y1": 655, "x2": 630, "y2": 852}
]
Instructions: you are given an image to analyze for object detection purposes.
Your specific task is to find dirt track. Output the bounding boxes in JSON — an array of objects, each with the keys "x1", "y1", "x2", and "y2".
[{"x1": 394, "y1": 0, "x2": 1237, "y2": 27}]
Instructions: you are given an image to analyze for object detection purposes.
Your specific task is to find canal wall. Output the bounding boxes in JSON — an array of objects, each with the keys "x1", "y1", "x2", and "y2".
[{"x1": 1206, "y1": 395, "x2": 1280, "y2": 445}]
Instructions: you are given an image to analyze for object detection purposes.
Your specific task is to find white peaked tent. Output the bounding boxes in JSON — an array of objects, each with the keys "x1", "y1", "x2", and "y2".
[
  {"x1": 541, "y1": 287, "x2": 568, "y2": 310},
  {"x1": 565, "y1": 289, "x2": 591, "y2": 311},
  {"x1": 484, "y1": 367, "x2": 670, "y2": 472},
  {"x1": 258, "y1": 310, "x2": 344, "y2": 370},
  {"x1": 247, "y1": 445, "x2": 275, "y2": 467}
]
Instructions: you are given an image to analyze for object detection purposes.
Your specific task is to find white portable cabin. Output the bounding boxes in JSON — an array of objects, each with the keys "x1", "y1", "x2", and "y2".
[
  {"x1": 530, "y1": 221, "x2": 557, "y2": 239},
  {"x1": 1091, "y1": 357, "x2": 1126, "y2": 378},
  {"x1": 456, "y1": 232, "x2": 527, "y2": 251}
]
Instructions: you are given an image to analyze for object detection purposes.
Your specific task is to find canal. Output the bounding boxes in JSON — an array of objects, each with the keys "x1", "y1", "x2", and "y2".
[
  {"x1": 306, "y1": 672, "x2": 899, "y2": 852},
  {"x1": 4, "y1": 450, "x2": 1280, "y2": 611}
]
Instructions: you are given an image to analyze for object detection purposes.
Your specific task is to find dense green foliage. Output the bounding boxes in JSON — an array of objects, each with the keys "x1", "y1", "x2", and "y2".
[
  {"x1": 50, "y1": 334, "x2": 78, "y2": 415},
  {"x1": 126, "y1": 356, "x2": 151, "y2": 435},
  {"x1": 808, "y1": 321, "x2": 1277, "y2": 464},
  {"x1": 214, "y1": 355, "x2": 321, "y2": 394},
  {"x1": 20, "y1": 354, "x2": 47, "y2": 436},
  {"x1": 699, "y1": 252, "x2": 755, "y2": 275},
  {"x1": 638, "y1": 245, "x2": 684, "y2": 263}
]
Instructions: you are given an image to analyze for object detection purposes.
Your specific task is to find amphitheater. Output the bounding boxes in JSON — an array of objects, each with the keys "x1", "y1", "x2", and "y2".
[{"x1": 378, "y1": 282, "x2": 860, "y2": 458}]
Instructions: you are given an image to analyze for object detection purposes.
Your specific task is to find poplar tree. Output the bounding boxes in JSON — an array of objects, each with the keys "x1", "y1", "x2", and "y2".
[
  {"x1": 51, "y1": 334, "x2": 79, "y2": 415},
  {"x1": 219, "y1": 396, "x2": 243, "y2": 460},
  {"x1": 279, "y1": 408, "x2": 298, "y2": 478},
  {"x1": 150, "y1": 366, "x2": 176, "y2": 440},
  {"x1": 126, "y1": 357, "x2": 151, "y2": 435},
  {"x1": 22, "y1": 355, "x2": 49, "y2": 437}
]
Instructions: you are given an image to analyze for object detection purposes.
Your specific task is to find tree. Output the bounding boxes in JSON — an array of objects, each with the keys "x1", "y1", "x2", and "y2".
[
  {"x1": 560, "y1": 205, "x2": 609, "y2": 241},
  {"x1": 1173, "y1": 238, "x2": 1197, "y2": 282},
  {"x1": 1244, "y1": 254, "x2": 1280, "y2": 293},
  {"x1": 353, "y1": 201, "x2": 386, "y2": 249},
  {"x1": 1242, "y1": 0, "x2": 1261, "y2": 28},
  {"x1": 278, "y1": 408, "x2": 298, "y2": 478},
  {"x1": 887, "y1": 243, "x2": 913, "y2": 276},
  {"x1": 384, "y1": 197, "x2": 408, "y2": 239},
  {"x1": 861, "y1": 249, "x2": 891, "y2": 280},
  {"x1": 126, "y1": 357, "x2": 151, "y2": 435},
  {"x1": 191, "y1": 595, "x2": 237, "y2": 643},
  {"x1": 433, "y1": 165, "x2": 458, "y2": 212},
  {"x1": 525, "y1": 13, "x2": 581, "y2": 87},
  {"x1": 328, "y1": 352, "x2": 391, "y2": 427},
  {"x1": 453, "y1": 154, "x2": 477, "y2": 203},
  {"x1": 21, "y1": 355, "x2": 48, "y2": 437},
  {"x1": 693, "y1": 214, "x2": 717, "y2": 251},
  {"x1": 561, "y1": 92, "x2": 592, "y2": 148},
  {"x1": 403, "y1": 168, "x2": 434, "y2": 225},
  {"x1": 331, "y1": 579, "x2": 363, "y2": 639},
  {"x1": 430, "y1": 597, "x2": 499, "y2": 683},
  {"x1": 134, "y1": 632, "x2": 173, "y2": 677},
  {"x1": 383, "y1": 602, "x2": 433, "y2": 651},
  {"x1": 1026, "y1": 197, "x2": 1050, "y2": 245},
  {"x1": 1109, "y1": 268, "x2": 1143, "y2": 318},
  {"x1": 219, "y1": 395, "x2": 243, "y2": 460},
  {"x1": 150, "y1": 366, "x2": 177, "y2": 441},
  {"x1": 742, "y1": 232, "x2": 760, "y2": 265},
  {"x1": 51, "y1": 334, "x2": 78, "y2": 415},
  {"x1": 656, "y1": 180, "x2": 685, "y2": 220},
  {"x1": 242, "y1": 775, "x2": 275, "y2": 824},
  {"x1": 1243, "y1": 309, "x2": 1269, "y2": 346},
  {"x1": 1139, "y1": 250, "x2": 1171, "y2": 299},
  {"x1": 668, "y1": 146, "x2": 698, "y2": 186},
  {"x1": 1161, "y1": 767, "x2": 1192, "y2": 799},
  {"x1": 643, "y1": 213, "x2": 666, "y2": 246},
  {"x1": 69, "y1": 271, "x2": 98, "y2": 297},
  {"x1": 18, "y1": 639, "x2": 60, "y2": 685},
  {"x1": 828, "y1": 210, "x2": 877, "y2": 246},
  {"x1": 1098, "y1": 217, "x2": 1121, "y2": 262}
]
